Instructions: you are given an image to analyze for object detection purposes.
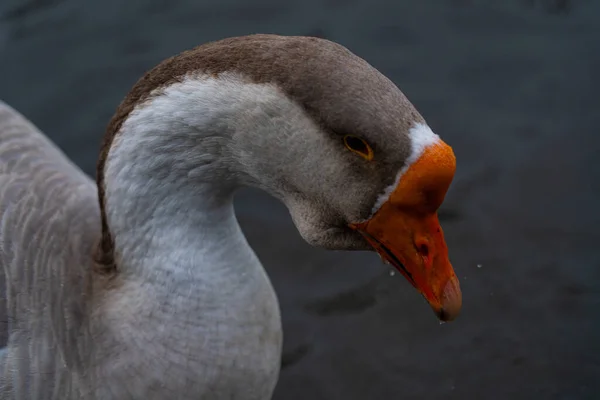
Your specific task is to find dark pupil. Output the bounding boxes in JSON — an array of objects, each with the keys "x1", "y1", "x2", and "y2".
[{"x1": 346, "y1": 136, "x2": 367, "y2": 154}]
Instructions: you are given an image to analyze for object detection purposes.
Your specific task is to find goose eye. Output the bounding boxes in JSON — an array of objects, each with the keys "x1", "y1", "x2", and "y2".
[{"x1": 343, "y1": 135, "x2": 374, "y2": 161}]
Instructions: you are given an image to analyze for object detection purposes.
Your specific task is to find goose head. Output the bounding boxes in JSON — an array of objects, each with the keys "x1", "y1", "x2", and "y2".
[{"x1": 99, "y1": 34, "x2": 461, "y2": 321}]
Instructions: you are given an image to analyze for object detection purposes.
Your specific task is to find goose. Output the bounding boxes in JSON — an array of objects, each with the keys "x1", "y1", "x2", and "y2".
[{"x1": 0, "y1": 34, "x2": 461, "y2": 399}]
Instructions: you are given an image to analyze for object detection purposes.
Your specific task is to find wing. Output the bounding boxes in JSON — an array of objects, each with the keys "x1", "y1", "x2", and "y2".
[{"x1": 0, "y1": 100, "x2": 101, "y2": 398}]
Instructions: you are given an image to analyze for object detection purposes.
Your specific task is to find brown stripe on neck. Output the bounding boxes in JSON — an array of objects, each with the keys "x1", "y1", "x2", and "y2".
[{"x1": 95, "y1": 34, "x2": 413, "y2": 273}]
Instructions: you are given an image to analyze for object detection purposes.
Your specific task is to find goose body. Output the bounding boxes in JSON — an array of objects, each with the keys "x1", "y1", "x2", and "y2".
[{"x1": 0, "y1": 35, "x2": 461, "y2": 399}]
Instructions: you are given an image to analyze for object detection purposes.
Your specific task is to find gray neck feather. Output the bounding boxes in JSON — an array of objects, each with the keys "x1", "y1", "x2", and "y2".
[
  {"x1": 105, "y1": 73, "x2": 260, "y2": 286},
  {"x1": 95, "y1": 73, "x2": 285, "y2": 398}
]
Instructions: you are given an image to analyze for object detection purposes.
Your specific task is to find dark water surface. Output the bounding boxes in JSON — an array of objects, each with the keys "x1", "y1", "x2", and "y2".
[{"x1": 1, "y1": 0, "x2": 599, "y2": 398}]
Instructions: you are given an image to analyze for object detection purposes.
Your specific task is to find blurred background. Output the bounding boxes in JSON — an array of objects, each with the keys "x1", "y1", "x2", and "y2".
[{"x1": 0, "y1": 0, "x2": 598, "y2": 398}]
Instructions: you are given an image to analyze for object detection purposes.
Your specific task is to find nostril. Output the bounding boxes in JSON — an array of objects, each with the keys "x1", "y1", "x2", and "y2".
[
  {"x1": 415, "y1": 238, "x2": 430, "y2": 258},
  {"x1": 419, "y1": 244, "x2": 429, "y2": 257}
]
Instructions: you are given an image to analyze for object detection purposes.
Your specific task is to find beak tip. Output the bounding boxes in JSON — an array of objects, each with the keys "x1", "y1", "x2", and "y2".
[{"x1": 435, "y1": 276, "x2": 462, "y2": 322}]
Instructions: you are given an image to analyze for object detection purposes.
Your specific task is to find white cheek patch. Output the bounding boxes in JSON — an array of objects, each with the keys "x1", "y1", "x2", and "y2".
[{"x1": 368, "y1": 122, "x2": 440, "y2": 217}]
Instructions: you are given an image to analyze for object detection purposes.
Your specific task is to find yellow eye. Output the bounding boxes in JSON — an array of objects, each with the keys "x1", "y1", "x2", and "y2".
[{"x1": 343, "y1": 135, "x2": 374, "y2": 161}]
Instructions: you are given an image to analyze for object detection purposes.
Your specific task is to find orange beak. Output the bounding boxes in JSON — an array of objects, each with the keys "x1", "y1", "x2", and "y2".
[{"x1": 349, "y1": 140, "x2": 462, "y2": 321}]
